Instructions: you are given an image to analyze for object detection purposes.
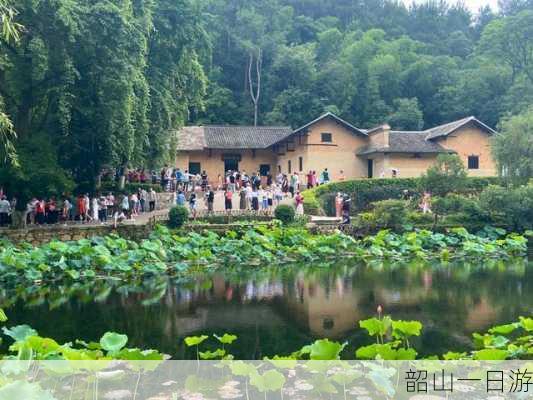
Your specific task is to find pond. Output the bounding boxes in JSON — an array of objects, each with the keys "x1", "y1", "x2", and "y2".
[{"x1": 1, "y1": 258, "x2": 532, "y2": 359}]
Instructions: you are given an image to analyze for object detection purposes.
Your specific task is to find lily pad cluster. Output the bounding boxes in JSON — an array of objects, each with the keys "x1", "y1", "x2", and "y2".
[{"x1": 0, "y1": 225, "x2": 527, "y2": 285}]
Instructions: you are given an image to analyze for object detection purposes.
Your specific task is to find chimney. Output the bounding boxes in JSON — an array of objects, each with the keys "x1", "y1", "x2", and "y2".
[{"x1": 382, "y1": 123, "x2": 391, "y2": 148}]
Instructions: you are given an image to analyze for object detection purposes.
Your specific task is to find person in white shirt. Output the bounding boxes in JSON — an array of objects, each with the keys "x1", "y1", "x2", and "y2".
[
  {"x1": 91, "y1": 197, "x2": 99, "y2": 222},
  {"x1": 0, "y1": 196, "x2": 11, "y2": 227},
  {"x1": 148, "y1": 188, "x2": 157, "y2": 212}
]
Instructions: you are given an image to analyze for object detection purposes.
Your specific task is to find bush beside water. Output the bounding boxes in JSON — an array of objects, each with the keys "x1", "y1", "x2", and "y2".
[{"x1": 274, "y1": 205, "x2": 296, "y2": 225}]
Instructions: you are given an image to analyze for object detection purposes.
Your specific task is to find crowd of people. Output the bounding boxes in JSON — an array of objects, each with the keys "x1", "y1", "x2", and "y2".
[
  {"x1": 169, "y1": 167, "x2": 339, "y2": 217},
  {"x1": 0, "y1": 165, "x2": 361, "y2": 228},
  {"x1": 0, "y1": 187, "x2": 159, "y2": 228}
]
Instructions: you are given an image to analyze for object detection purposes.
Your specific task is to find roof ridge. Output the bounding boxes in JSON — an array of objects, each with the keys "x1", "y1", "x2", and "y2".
[
  {"x1": 204, "y1": 125, "x2": 291, "y2": 128},
  {"x1": 423, "y1": 116, "x2": 474, "y2": 133}
]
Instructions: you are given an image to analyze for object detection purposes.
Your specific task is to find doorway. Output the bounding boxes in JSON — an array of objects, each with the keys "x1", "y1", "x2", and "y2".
[
  {"x1": 367, "y1": 159, "x2": 374, "y2": 178},
  {"x1": 224, "y1": 159, "x2": 239, "y2": 172}
]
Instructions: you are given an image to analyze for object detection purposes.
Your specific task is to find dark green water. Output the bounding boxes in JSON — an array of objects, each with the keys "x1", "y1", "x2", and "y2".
[{"x1": 1, "y1": 259, "x2": 532, "y2": 359}]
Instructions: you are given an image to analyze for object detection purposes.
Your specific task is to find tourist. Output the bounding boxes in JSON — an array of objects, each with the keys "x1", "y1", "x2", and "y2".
[
  {"x1": 321, "y1": 168, "x2": 330, "y2": 185},
  {"x1": 267, "y1": 189, "x2": 273, "y2": 210},
  {"x1": 160, "y1": 166, "x2": 167, "y2": 190},
  {"x1": 261, "y1": 188, "x2": 268, "y2": 210},
  {"x1": 239, "y1": 187, "x2": 247, "y2": 210},
  {"x1": 335, "y1": 192, "x2": 343, "y2": 218},
  {"x1": 165, "y1": 166, "x2": 173, "y2": 191},
  {"x1": 201, "y1": 170, "x2": 208, "y2": 192},
  {"x1": 175, "y1": 190, "x2": 185, "y2": 207},
  {"x1": 312, "y1": 170, "x2": 317, "y2": 187},
  {"x1": 0, "y1": 196, "x2": 11, "y2": 227},
  {"x1": 76, "y1": 195, "x2": 86, "y2": 222},
  {"x1": 281, "y1": 174, "x2": 289, "y2": 195},
  {"x1": 295, "y1": 191, "x2": 304, "y2": 216},
  {"x1": 341, "y1": 195, "x2": 351, "y2": 225},
  {"x1": 26, "y1": 198, "x2": 36, "y2": 225},
  {"x1": 420, "y1": 191, "x2": 432, "y2": 214},
  {"x1": 290, "y1": 172, "x2": 299, "y2": 197},
  {"x1": 113, "y1": 209, "x2": 127, "y2": 228},
  {"x1": 224, "y1": 189, "x2": 233, "y2": 211},
  {"x1": 151, "y1": 170, "x2": 158, "y2": 184},
  {"x1": 206, "y1": 188, "x2": 215, "y2": 213},
  {"x1": 35, "y1": 198, "x2": 46, "y2": 225},
  {"x1": 139, "y1": 188, "x2": 147, "y2": 212},
  {"x1": 189, "y1": 192, "x2": 197, "y2": 218},
  {"x1": 148, "y1": 188, "x2": 157, "y2": 211},
  {"x1": 339, "y1": 170, "x2": 346, "y2": 181},
  {"x1": 266, "y1": 173, "x2": 273, "y2": 187},
  {"x1": 276, "y1": 171, "x2": 283, "y2": 186},
  {"x1": 83, "y1": 194, "x2": 91, "y2": 222},
  {"x1": 306, "y1": 170, "x2": 313, "y2": 189},
  {"x1": 130, "y1": 192, "x2": 139, "y2": 216},
  {"x1": 98, "y1": 196, "x2": 107, "y2": 222},
  {"x1": 118, "y1": 194, "x2": 128, "y2": 219},
  {"x1": 182, "y1": 170, "x2": 190, "y2": 192},
  {"x1": 274, "y1": 185, "x2": 283, "y2": 205},
  {"x1": 92, "y1": 196, "x2": 99, "y2": 222},
  {"x1": 106, "y1": 192, "x2": 115, "y2": 217},
  {"x1": 251, "y1": 189, "x2": 259, "y2": 211},
  {"x1": 175, "y1": 168, "x2": 183, "y2": 189},
  {"x1": 251, "y1": 172, "x2": 261, "y2": 191},
  {"x1": 62, "y1": 198, "x2": 72, "y2": 223},
  {"x1": 47, "y1": 197, "x2": 58, "y2": 224},
  {"x1": 229, "y1": 172, "x2": 236, "y2": 192}
]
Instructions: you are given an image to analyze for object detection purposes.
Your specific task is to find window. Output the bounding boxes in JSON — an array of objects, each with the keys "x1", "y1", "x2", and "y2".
[
  {"x1": 259, "y1": 164, "x2": 270, "y2": 176},
  {"x1": 188, "y1": 162, "x2": 201, "y2": 175},
  {"x1": 321, "y1": 132, "x2": 332, "y2": 143},
  {"x1": 288, "y1": 160, "x2": 292, "y2": 174},
  {"x1": 298, "y1": 156, "x2": 303, "y2": 172},
  {"x1": 468, "y1": 155, "x2": 479, "y2": 170}
]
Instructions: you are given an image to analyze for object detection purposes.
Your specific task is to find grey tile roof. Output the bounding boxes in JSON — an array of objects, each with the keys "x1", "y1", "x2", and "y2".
[
  {"x1": 357, "y1": 131, "x2": 453, "y2": 155},
  {"x1": 176, "y1": 126, "x2": 206, "y2": 151},
  {"x1": 292, "y1": 112, "x2": 367, "y2": 136},
  {"x1": 425, "y1": 116, "x2": 496, "y2": 140},
  {"x1": 176, "y1": 125, "x2": 293, "y2": 150}
]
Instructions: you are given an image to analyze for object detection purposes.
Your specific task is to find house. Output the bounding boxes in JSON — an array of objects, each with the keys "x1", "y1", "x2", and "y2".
[{"x1": 175, "y1": 112, "x2": 497, "y2": 182}]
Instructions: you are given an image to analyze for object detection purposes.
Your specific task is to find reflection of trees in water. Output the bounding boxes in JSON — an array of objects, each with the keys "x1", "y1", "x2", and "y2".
[{"x1": 1, "y1": 259, "x2": 531, "y2": 358}]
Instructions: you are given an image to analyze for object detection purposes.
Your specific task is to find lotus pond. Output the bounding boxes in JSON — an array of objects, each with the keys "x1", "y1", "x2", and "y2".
[{"x1": 1, "y1": 256, "x2": 531, "y2": 359}]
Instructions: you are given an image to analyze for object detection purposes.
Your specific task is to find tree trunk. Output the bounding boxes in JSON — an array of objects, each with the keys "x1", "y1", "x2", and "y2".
[{"x1": 248, "y1": 48, "x2": 262, "y2": 126}]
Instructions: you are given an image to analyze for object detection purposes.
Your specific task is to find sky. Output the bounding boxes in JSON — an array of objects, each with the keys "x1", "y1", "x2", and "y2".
[{"x1": 404, "y1": 0, "x2": 500, "y2": 12}]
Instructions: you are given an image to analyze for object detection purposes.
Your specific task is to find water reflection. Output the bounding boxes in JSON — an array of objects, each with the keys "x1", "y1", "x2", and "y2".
[{"x1": 1, "y1": 259, "x2": 531, "y2": 359}]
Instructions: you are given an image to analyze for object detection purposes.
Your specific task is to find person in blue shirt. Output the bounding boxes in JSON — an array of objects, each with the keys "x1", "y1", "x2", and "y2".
[
  {"x1": 175, "y1": 168, "x2": 183, "y2": 189},
  {"x1": 176, "y1": 190, "x2": 186, "y2": 206}
]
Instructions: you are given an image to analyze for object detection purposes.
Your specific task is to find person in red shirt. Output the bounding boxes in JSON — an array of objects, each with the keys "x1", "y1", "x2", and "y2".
[
  {"x1": 77, "y1": 195, "x2": 86, "y2": 222},
  {"x1": 35, "y1": 199, "x2": 46, "y2": 225}
]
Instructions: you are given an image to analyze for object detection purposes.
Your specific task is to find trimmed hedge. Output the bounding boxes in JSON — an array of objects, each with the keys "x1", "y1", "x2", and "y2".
[{"x1": 303, "y1": 177, "x2": 502, "y2": 216}]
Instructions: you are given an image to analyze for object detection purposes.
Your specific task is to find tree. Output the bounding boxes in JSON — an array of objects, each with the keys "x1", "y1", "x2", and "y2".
[
  {"x1": 493, "y1": 108, "x2": 533, "y2": 185},
  {"x1": 421, "y1": 154, "x2": 468, "y2": 196},
  {"x1": 478, "y1": 11, "x2": 533, "y2": 83},
  {"x1": 387, "y1": 98, "x2": 424, "y2": 130}
]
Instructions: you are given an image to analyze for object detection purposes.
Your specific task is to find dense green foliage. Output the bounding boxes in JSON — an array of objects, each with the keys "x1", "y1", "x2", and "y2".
[
  {"x1": 304, "y1": 176, "x2": 501, "y2": 214},
  {"x1": 493, "y1": 108, "x2": 533, "y2": 185},
  {"x1": 197, "y1": 1, "x2": 533, "y2": 130},
  {"x1": 274, "y1": 204, "x2": 296, "y2": 225},
  {"x1": 2, "y1": 0, "x2": 533, "y2": 197},
  {"x1": 168, "y1": 206, "x2": 189, "y2": 228},
  {"x1": 0, "y1": 225, "x2": 526, "y2": 286},
  {"x1": 179, "y1": 315, "x2": 533, "y2": 361},
  {"x1": 0, "y1": 0, "x2": 207, "y2": 199},
  {"x1": 420, "y1": 153, "x2": 468, "y2": 196}
]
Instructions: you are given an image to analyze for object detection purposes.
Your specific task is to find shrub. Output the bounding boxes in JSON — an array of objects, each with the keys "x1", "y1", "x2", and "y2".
[
  {"x1": 304, "y1": 176, "x2": 500, "y2": 216},
  {"x1": 274, "y1": 205, "x2": 296, "y2": 225},
  {"x1": 406, "y1": 211, "x2": 434, "y2": 225},
  {"x1": 420, "y1": 154, "x2": 467, "y2": 196},
  {"x1": 372, "y1": 199, "x2": 408, "y2": 229},
  {"x1": 168, "y1": 206, "x2": 189, "y2": 228},
  {"x1": 479, "y1": 185, "x2": 533, "y2": 231}
]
